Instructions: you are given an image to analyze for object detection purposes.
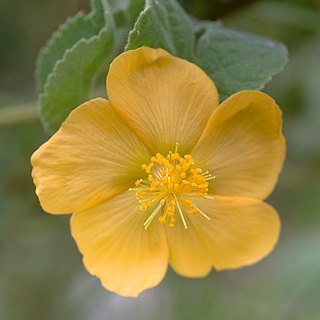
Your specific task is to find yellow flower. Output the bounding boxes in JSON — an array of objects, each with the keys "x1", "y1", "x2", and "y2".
[{"x1": 31, "y1": 47, "x2": 286, "y2": 297}]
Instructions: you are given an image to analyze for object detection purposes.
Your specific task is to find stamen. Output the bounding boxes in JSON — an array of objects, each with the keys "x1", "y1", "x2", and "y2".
[
  {"x1": 192, "y1": 204, "x2": 211, "y2": 221},
  {"x1": 131, "y1": 149, "x2": 215, "y2": 229},
  {"x1": 174, "y1": 142, "x2": 179, "y2": 153},
  {"x1": 144, "y1": 202, "x2": 164, "y2": 229},
  {"x1": 174, "y1": 195, "x2": 188, "y2": 229}
]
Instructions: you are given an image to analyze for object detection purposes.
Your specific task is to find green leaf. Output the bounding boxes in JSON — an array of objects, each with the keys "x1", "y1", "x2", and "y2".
[
  {"x1": 126, "y1": 0, "x2": 194, "y2": 60},
  {"x1": 128, "y1": 0, "x2": 146, "y2": 25},
  {"x1": 109, "y1": 0, "x2": 145, "y2": 25},
  {"x1": 36, "y1": 0, "x2": 106, "y2": 93},
  {"x1": 38, "y1": 0, "x2": 115, "y2": 133},
  {"x1": 195, "y1": 25, "x2": 288, "y2": 100},
  {"x1": 109, "y1": 0, "x2": 145, "y2": 53}
]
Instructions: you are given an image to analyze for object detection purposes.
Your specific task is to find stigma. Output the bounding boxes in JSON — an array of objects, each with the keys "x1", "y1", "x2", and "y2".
[{"x1": 129, "y1": 143, "x2": 215, "y2": 229}]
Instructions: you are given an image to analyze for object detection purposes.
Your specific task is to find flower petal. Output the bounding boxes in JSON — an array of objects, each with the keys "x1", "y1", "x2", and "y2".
[
  {"x1": 70, "y1": 192, "x2": 169, "y2": 297},
  {"x1": 166, "y1": 220, "x2": 212, "y2": 277},
  {"x1": 107, "y1": 47, "x2": 219, "y2": 155},
  {"x1": 192, "y1": 90, "x2": 286, "y2": 199},
  {"x1": 31, "y1": 98, "x2": 150, "y2": 214},
  {"x1": 167, "y1": 196, "x2": 280, "y2": 274}
]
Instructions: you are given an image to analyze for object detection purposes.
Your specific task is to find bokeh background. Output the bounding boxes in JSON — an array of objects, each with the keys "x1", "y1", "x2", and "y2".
[{"x1": 1, "y1": 0, "x2": 320, "y2": 319}]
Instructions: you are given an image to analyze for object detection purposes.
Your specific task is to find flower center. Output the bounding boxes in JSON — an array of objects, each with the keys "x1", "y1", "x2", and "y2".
[{"x1": 129, "y1": 144, "x2": 215, "y2": 229}]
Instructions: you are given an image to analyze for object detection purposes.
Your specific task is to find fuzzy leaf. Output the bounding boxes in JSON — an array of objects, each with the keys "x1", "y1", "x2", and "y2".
[
  {"x1": 109, "y1": 0, "x2": 145, "y2": 25},
  {"x1": 38, "y1": 0, "x2": 115, "y2": 133},
  {"x1": 126, "y1": 0, "x2": 194, "y2": 60},
  {"x1": 195, "y1": 25, "x2": 288, "y2": 100},
  {"x1": 109, "y1": 0, "x2": 145, "y2": 52},
  {"x1": 36, "y1": 0, "x2": 106, "y2": 93}
]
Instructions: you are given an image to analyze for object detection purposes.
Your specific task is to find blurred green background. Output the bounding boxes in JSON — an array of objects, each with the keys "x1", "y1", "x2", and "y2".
[{"x1": 1, "y1": 0, "x2": 320, "y2": 319}]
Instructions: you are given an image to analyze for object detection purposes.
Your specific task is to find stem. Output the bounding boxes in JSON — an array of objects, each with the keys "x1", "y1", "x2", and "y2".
[{"x1": 0, "y1": 103, "x2": 38, "y2": 127}]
